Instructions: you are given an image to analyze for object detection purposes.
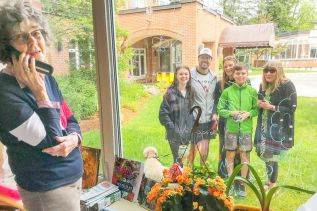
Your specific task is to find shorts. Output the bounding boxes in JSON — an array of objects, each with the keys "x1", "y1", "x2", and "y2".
[
  {"x1": 224, "y1": 132, "x2": 252, "y2": 152},
  {"x1": 192, "y1": 121, "x2": 216, "y2": 143}
]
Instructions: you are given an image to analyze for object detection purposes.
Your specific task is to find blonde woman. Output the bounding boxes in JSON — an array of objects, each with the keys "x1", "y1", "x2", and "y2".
[{"x1": 255, "y1": 60, "x2": 297, "y2": 191}]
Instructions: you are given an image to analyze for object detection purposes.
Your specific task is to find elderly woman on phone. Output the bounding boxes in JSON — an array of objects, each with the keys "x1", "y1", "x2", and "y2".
[{"x1": 0, "y1": 1, "x2": 83, "y2": 211}]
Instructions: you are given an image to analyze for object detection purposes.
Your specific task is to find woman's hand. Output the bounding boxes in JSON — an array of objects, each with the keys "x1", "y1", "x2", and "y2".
[
  {"x1": 12, "y1": 53, "x2": 49, "y2": 101},
  {"x1": 42, "y1": 134, "x2": 79, "y2": 157},
  {"x1": 258, "y1": 100, "x2": 275, "y2": 110}
]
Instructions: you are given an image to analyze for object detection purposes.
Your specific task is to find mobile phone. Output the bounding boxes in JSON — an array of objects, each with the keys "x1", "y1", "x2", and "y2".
[
  {"x1": 258, "y1": 93, "x2": 264, "y2": 101},
  {"x1": 7, "y1": 45, "x2": 54, "y2": 75}
]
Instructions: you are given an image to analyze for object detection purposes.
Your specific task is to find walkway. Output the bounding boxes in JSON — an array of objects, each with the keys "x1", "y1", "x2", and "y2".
[{"x1": 249, "y1": 72, "x2": 317, "y2": 97}]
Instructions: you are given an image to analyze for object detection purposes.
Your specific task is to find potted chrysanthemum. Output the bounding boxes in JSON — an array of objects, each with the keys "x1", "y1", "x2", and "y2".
[{"x1": 147, "y1": 163, "x2": 234, "y2": 211}]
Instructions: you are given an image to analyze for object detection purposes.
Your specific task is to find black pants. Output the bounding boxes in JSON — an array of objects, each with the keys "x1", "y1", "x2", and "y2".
[{"x1": 265, "y1": 161, "x2": 278, "y2": 183}]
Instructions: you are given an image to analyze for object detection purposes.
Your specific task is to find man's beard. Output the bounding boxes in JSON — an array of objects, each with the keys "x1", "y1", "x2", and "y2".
[{"x1": 199, "y1": 62, "x2": 209, "y2": 70}]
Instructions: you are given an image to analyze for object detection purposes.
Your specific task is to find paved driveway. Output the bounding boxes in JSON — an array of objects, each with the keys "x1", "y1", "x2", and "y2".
[{"x1": 249, "y1": 72, "x2": 317, "y2": 97}]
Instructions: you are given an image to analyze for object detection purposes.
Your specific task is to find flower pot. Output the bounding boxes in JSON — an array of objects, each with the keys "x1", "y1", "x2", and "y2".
[{"x1": 233, "y1": 204, "x2": 261, "y2": 211}]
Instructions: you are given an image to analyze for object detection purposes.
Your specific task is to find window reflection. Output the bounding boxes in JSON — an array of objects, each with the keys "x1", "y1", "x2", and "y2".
[{"x1": 117, "y1": 0, "x2": 317, "y2": 210}]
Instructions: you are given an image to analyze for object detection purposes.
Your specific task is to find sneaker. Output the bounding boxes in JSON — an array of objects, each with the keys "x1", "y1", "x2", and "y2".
[
  {"x1": 228, "y1": 185, "x2": 235, "y2": 196},
  {"x1": 237, "y1": 183, "x2": 247, "y2": 198},
  {"x1": 234, "y1": 180, "x2": 240, "y2": 193}
]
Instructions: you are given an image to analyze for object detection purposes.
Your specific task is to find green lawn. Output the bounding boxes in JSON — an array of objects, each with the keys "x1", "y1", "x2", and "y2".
[{"x1": 82, "y1": 96, "x2": 317, "y2": 211}]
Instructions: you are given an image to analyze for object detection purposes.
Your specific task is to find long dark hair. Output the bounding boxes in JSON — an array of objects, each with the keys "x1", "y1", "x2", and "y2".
[{"x1": 170, "y1": 65, "x2": 193, "y2": 107}]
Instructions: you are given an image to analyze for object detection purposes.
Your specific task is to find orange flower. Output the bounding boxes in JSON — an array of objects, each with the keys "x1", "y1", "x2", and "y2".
[
  {"x1": 147, "y1": 163, "x2": 232, "y2": 211},
  {"x1": 147, "y1": 183, "x2": 161, "y2": 203},
  {"x1": 193, "y1": 186, "x2": 200, "y2": 195},
  {"x1": 161, "y1": 177, "x2": 173, "y2": 184},
  {"x1": 163, "y1": 168, "x2": 170, "y2": 177},
  {"x1": 184, "y1": 166, "x2": 191, "y2": 175},
  {"x1": 195, "y1": 178, "x2": 206, "y2": 186},
  {"x1": 219, "y1": 193, "x2": 226, "y2": 200},
  {"x1": 175, "y1": 185, "x2": 183, "y2": 193}
]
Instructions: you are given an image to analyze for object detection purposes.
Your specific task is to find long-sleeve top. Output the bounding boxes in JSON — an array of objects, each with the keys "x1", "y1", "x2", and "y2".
[
  {"x1": 254, "y1": 80, "x2": 297, "y2": 148},
  {"x1": 217, "y1": 83, "x2": 258, "y2": 134},
  {"x1": 0, "y1": 72, "x2": 83, "y2": 192},
  {"x1": 159, "y1": 86, "x2": 194, "y2": 144}
]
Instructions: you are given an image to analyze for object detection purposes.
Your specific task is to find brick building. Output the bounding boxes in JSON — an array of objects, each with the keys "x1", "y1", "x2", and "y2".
[{"x1": 117, "y1": 0, "x2": 234, "y2": 80}]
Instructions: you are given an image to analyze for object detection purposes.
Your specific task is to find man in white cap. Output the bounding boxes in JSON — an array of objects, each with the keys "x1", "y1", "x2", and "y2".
[{"x1": 188, "y1": 47, "x2": 218, "y2": 166}]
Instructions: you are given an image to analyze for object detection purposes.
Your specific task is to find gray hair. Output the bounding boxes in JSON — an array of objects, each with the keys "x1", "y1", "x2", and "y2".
[{"x1": 0, "y1": 0, "x2": 52, "y2": 63}]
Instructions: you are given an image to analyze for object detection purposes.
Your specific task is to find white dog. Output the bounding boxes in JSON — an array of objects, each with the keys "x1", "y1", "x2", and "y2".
[{"x1": 143, "y1": 146, "x2": 167, "y2": 182}]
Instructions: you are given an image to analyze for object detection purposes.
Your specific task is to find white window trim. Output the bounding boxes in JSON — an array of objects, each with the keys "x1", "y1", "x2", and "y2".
[
  {"x1": 68, "y1": 41, "x2": 80, "y2": 70},
  {"x1": 92, "y1": 0, "x2": 122, "y2": 181},
  {"x1": 131, "y1": 48, "x2": 147, "y2": 79}
]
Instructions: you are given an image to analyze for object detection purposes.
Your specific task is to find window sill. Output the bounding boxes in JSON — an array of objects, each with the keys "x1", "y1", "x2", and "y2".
[{"x1": 107, "y1": 199, "x2": 147, "y2": 211}]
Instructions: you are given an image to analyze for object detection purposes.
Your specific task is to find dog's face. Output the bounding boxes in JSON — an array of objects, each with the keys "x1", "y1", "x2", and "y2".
[{"x1": 143, "y1": 147, "x2": 158, "y2": 159}]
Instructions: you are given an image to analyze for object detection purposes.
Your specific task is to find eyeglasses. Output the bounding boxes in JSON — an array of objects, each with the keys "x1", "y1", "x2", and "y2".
[
  {"x1": 10, "y1": 29, "x2": 44, "y2": 44},
  {"x1": 263, "y1": 69, "x2": 277, "y2": 74}
]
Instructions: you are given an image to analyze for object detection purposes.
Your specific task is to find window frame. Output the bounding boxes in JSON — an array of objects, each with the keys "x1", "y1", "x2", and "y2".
[
  {"x1": 92, "y1": 0, "x2": 122, "y2": 181},
  {"x1": 131, "y1": 48, "x2": 147, "y2": 79}
]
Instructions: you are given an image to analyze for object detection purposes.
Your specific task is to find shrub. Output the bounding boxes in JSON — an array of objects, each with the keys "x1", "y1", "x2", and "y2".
[
  {"x1": 55, "y1": 69, "x2": 98, "y2": 119},
  {"x1": 119, "y1": 79, "x2": 148, "y2": 111}
]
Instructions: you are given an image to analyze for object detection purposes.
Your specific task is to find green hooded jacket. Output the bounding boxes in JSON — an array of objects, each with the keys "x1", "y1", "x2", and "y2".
[{"x1": 217, "y1": 83, "x2": 258, "y2": 134}]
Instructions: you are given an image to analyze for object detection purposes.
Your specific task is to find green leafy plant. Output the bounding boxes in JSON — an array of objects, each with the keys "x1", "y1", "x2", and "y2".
[{"x1": 226, "y1": 164, "x2": 316, "y2": 211}]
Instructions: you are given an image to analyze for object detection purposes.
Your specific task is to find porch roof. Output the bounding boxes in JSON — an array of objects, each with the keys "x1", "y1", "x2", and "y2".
[{"x1": 219, "y1": 23, "x2": 275, "y2": 48}]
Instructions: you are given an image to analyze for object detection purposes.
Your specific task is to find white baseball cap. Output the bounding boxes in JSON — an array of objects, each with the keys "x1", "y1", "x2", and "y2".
[{"x1": 199, "y1": 48, "x2": 212, "y2": 58}]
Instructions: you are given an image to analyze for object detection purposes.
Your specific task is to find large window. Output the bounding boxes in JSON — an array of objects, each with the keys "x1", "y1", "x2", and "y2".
[
  {"x1": 276, "y1": 38, "x2": 317, "y2": 60},
  {"x1": 125, "y1": 0, "x2": 145, "y2": 9},
  {"x1": 114, "y1": 1, "x2": 317, "y2": 210},
  {"x1": 131, "y1": 48, "x2": 147, "y2": 78},
  {"x1": 1, "y1": 1, "x2": 312, "y2": 210},
  {"x1": 310, "y1": 46, "x2": 317, "y2": 58}
]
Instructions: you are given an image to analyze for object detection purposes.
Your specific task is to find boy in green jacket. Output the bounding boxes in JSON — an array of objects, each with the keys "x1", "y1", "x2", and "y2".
[{"x1": 217, "y1": 63, "x2": 258, "y2": 197}]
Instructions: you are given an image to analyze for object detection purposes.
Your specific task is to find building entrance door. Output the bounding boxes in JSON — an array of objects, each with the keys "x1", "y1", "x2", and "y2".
[{"x1": 131, "y1": 48, "x2": 146, "y2": 78}]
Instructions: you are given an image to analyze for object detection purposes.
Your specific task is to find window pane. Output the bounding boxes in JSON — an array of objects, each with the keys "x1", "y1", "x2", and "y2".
[{"x1": 78, "y1": 1, "x2": 317, "y2": 210}]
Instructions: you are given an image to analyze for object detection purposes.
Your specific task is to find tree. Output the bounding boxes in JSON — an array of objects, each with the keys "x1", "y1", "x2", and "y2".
[
  {"x1": 292, "y1": 1, "x2": 317, "y2": 31},
  {"x1": 256, "y1": 0, "x2": 317, "y2": 33},
  {"x1": 222, "y1": 0, "x2": 317, "y2": 32},
  {"x1": 41, "y1": 0, "x2": 133, "y2": 75},
  {"x1": 222, "y1": 0, "x2": 260, "y2": 24}
]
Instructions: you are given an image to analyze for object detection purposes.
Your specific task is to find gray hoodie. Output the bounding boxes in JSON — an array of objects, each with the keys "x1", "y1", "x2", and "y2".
[{"x1": 191, "y1": 68, "x2": 217, "y2": 123}]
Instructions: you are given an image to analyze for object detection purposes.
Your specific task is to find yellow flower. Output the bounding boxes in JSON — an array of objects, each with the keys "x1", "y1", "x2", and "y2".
[
  {"x1": 193, "y1": 202, "x2": 198, "y2": 209},
  {"x1": 199, "y1": 205, "x2": 203, "y2": 211},
  {"x1": 184, "y1": 167, "x2": 191, "y2": 175}
]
